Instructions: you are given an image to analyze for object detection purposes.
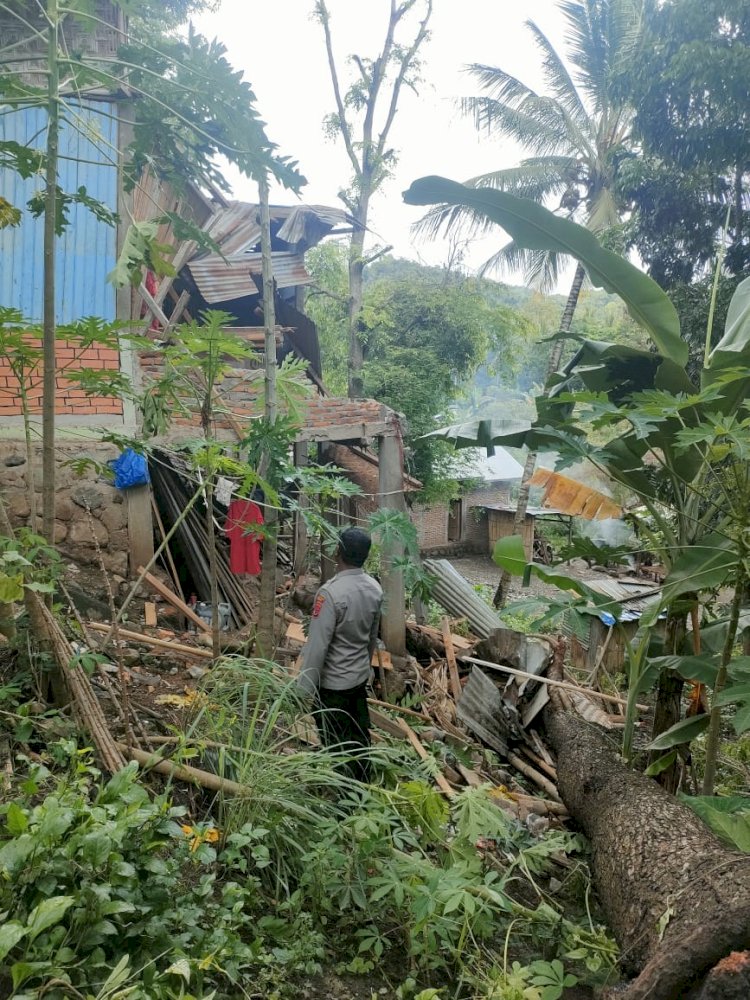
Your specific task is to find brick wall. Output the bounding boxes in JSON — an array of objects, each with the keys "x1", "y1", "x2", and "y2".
[
  {"x1": 411, "y1": 502, "x2": 449, "y2": 550},
  {"x1": 0, "y1": 338, "x2": 123, "y2": 419},
  {"x1": 461, "y1": 505, "x2": 489, "y2": 551}
]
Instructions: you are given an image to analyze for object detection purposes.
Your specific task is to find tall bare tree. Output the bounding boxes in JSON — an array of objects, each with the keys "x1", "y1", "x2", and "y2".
[{"x1": 314, "y1": 0, "x2": 432, "y2": 398}]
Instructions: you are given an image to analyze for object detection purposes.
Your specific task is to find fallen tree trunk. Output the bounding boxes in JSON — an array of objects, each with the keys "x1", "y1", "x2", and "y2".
[{"x1": 544, "y1": 706, "x2": 750, "y2": 999}]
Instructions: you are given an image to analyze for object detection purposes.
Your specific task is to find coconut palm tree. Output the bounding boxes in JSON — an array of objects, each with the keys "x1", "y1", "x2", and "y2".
[{"x1": 419, "y1": 0, "x2": 643, "y2": 604}]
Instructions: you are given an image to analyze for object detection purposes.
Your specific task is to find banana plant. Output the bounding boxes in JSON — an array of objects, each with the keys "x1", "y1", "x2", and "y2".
[{"x1": 404, "y1": 176, "x2": 750, "y2": 791}]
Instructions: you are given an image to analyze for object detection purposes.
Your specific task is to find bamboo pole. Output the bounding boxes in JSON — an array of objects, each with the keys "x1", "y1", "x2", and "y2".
[
  {"x1": 461, "y1": 656, "x2": 648, "y2": 712},
  {"x1": 116, "y1": 743, "x2": 250, "y2": 796}
]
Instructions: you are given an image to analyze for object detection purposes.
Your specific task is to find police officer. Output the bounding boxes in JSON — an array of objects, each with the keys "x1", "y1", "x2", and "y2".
[{"x1": 297, "y1": 527, "x2": 382, "y2": 781}]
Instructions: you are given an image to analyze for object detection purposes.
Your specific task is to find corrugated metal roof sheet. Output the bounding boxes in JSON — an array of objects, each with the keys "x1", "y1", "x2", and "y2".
[
  {"x1": 464, "y1": 447, "x2": 524, "y2": 482},
  {"x1": 422, "y1": 558, "x2": 504, "y2": 638},
  {"x1": 0, "y1": 103, "x2": 118, "y2": 322},
  {"x1": 186, "y1": 251, "x2": 311, "y2": 303},
  {"x1": 581, "y1": 577, "x2": 661, "y2": 611},
  {"x1": 482, "y1": 503, "x2": 567, "y2": 517}
]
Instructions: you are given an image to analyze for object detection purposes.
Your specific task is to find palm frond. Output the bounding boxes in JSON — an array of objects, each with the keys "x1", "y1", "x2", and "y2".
[
  {"x1": 526, "y1": 18, "x2": 590, "y2": 129},
  {"x1": 463, "y1": 62, "x2": 539, "y2": 107},
  {"x1": 478, "y1": 241, "x2": 563, "y2": 293},
  {"x1": 586, "y1": 186, "x2": 620, "y2": 233},
  {"x1": 466, "y1": 159, "x2": 573, "y2": 202},
  {"x1": 460, "y1": 97, "x2": 572, "y2": 157}
]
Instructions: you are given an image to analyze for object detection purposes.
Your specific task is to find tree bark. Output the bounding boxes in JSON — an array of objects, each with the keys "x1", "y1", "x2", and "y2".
[
  {"x1": 649, "y1": 611, "x2": 686, "y2": 792},
  {"x1": 494, "y1": 261, "x2": 586, "y2": 606},
  {"x1": 544, "y1": 705, "x2": 750, "y2": 999}
]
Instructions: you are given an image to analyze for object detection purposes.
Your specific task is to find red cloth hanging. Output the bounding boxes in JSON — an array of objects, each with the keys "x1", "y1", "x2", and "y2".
[{"x1": 226, "y1": 499, "x2": 264, "y2": 575}]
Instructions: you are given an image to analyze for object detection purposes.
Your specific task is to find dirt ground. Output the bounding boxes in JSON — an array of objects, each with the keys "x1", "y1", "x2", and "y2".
[{"x1": 447, "y1": 552, "x2": 585, "y2": 602}]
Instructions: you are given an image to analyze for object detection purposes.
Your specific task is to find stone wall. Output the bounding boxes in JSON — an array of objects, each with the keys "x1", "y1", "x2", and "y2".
[{"x1": 1, "y1": 440, "x2": 132, "y2": 598}]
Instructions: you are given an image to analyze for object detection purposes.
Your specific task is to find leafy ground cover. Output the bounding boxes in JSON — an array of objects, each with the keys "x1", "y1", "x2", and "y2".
[{"x1": 0, "y1": 655, "x2": 618, "y2": 1000}]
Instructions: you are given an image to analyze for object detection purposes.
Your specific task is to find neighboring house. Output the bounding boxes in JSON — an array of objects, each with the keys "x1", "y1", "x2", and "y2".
[
  {"x1": 566, "y1": 577, "x2": 662, "y2": 676},
  {"x1": 411, "y1": 447, "x2": 525, "y2": 553}
]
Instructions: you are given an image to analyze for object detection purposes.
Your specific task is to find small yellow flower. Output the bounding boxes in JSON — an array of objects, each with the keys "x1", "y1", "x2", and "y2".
[{"x1": 181, "y1": 823, "x2": 220, "y2": 851}]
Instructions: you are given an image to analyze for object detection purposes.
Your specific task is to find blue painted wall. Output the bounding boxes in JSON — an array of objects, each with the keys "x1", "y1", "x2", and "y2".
[{"x1": 0, "y1": 102, "x2": 118, "y2": 323}]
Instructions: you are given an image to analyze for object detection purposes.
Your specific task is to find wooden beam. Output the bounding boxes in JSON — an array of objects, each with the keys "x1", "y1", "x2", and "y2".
[
  {"x1": 126, "y1": 486, "x2": 154, "y2": 578},
  {"x1": 87, "y1": 622, "x2": 212, "y2": 659},
  {"x1": 294, "y1": 421, "x2": 391, "y2": 444},
  {"x1": 137, "y1": 566, "x2": 210, "y2": 633},
  {"x1": 441, "y1": 616, "x2": 462, "y2": 702},
  {"x1": 378, "y1": 429, "x2": 406, "y2": 656}
]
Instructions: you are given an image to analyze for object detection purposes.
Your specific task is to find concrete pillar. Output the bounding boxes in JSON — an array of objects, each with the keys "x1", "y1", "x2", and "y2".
[{"x1": 378, "y1": 430, "x2": 406, "y2": 656}]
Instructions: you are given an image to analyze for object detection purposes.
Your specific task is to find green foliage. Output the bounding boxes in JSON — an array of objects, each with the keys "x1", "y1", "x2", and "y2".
[
  {"x1": 0, "y1": 749, "x2": 323, "y2": 999},
  {"x1": 404, "y1": 177, "x2": 685, "y2": 366},
  {"x1": 616, "y1": 0, "x2": 750, "y2": 282},
  {"x1": 0, "y1": 530, "x2": 60, "y2": 605},
  {"x1": 679, "y1": 794, "x2": 750, "y2": 852},
  {"x1": 306, "y1": 244, "x2": 529, "y2": 490}
]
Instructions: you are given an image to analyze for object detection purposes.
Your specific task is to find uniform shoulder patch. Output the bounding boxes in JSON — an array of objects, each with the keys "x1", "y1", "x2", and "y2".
[{"x1": 312, "y1": 592, "x2": 326, "y2": 618}]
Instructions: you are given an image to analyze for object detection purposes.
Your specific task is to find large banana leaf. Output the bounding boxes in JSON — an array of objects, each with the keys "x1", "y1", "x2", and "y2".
[
  {"x1": 703, "y1": 275, "x2": 750, "y2": 413},
  {"x1": 404, "y1": 176, "x2": 686, "y2": 366},
  {"x1": 708, "y1": 275, "x2": 750, "y2": 368},
  {"x1": 660, "y1": 532, "x2": 738, "y2": 603}
]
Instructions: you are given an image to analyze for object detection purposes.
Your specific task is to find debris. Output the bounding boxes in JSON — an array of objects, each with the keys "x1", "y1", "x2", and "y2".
[
  {"x1": 441, "y1": 617, "x2": 462, "y2": 703},
  {"x1": 144, "y1": 602, "x2": 158, "y2": 627},
  {"x1": 86, "y1": 622, "x2": 212, "y2": 660},
  {"x1": 462, "y1": 655, "x2": 646, "y2": 711},
  {"x1": 138, "y1": 567, "x2": 210, "y2": 633}
]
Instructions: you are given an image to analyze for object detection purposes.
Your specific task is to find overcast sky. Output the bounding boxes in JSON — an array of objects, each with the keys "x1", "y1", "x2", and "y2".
[{"x1": 193, "y1": 0, "x2": 569, "y2": 275}]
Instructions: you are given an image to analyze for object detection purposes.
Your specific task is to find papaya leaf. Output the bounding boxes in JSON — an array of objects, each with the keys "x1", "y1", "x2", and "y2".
[{"x1": 403, "y1": 177, "x2": 686, "y2": 365}]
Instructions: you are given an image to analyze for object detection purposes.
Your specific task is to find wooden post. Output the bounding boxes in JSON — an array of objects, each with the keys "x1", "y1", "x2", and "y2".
[
  {"x1": 378, "y1": 429, "x2": 406, "y2": 657},
  {"x1": 319, "y1": 442, "x2": 338, "y2": 583},
  {"x1": 126, "y1": 485, "x2": 154, "y2": 578},
  {"x1": 293, "y1": 440, "x2": 309, "y2": 577}
]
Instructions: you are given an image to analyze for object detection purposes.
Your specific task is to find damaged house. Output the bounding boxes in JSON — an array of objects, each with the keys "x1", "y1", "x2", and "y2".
[{"x1": 0, "y1": 4, "x2": 409, "y2": 653}]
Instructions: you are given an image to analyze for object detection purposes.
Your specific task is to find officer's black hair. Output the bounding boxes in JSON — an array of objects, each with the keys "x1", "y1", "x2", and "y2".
[{"x1": 338, "y1": 527, "x2": 371, "y2": 568}]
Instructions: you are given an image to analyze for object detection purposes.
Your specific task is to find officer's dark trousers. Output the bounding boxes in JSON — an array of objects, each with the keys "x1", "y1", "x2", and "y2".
[{"x1": 315, "y1": 683, "x2": 371, "y2": 783}]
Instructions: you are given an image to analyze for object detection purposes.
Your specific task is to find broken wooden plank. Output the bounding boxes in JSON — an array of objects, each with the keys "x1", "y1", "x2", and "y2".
[
  {"x1": 396, "y1": 719, "x2": 455, "y2": 798},
  {"x1": 87, "y1": 622, "x2": 212, "y2": 660},
  {"x1": 144, "y1": 602, "x2": 158, "y2": 628},
  {"x1": 137, "y1": 566, "x2": 210, "y2": 634},
  {"x1": 441, "y1": 617, "x2": 463, "y2": 703}
]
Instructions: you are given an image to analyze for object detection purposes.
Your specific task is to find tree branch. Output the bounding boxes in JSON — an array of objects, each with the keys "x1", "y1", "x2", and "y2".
[
  {"x1": 376, "y1": 0, "x2": 433, "y2": 159},
  {"x1": 316, "y1": 0, "x2": 361, "y2": 178}
]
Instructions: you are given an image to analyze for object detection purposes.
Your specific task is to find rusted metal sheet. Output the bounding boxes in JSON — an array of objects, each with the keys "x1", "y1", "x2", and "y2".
[
  {"x1": 276, "y1": 204, "x2": 354, "y2": 245},
  {"x1": 581, "y1": 577, "x2": 661, "y2": 614},
  {"x1": 186, "y1": 251, "x2": 311, "y2": 303}
]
